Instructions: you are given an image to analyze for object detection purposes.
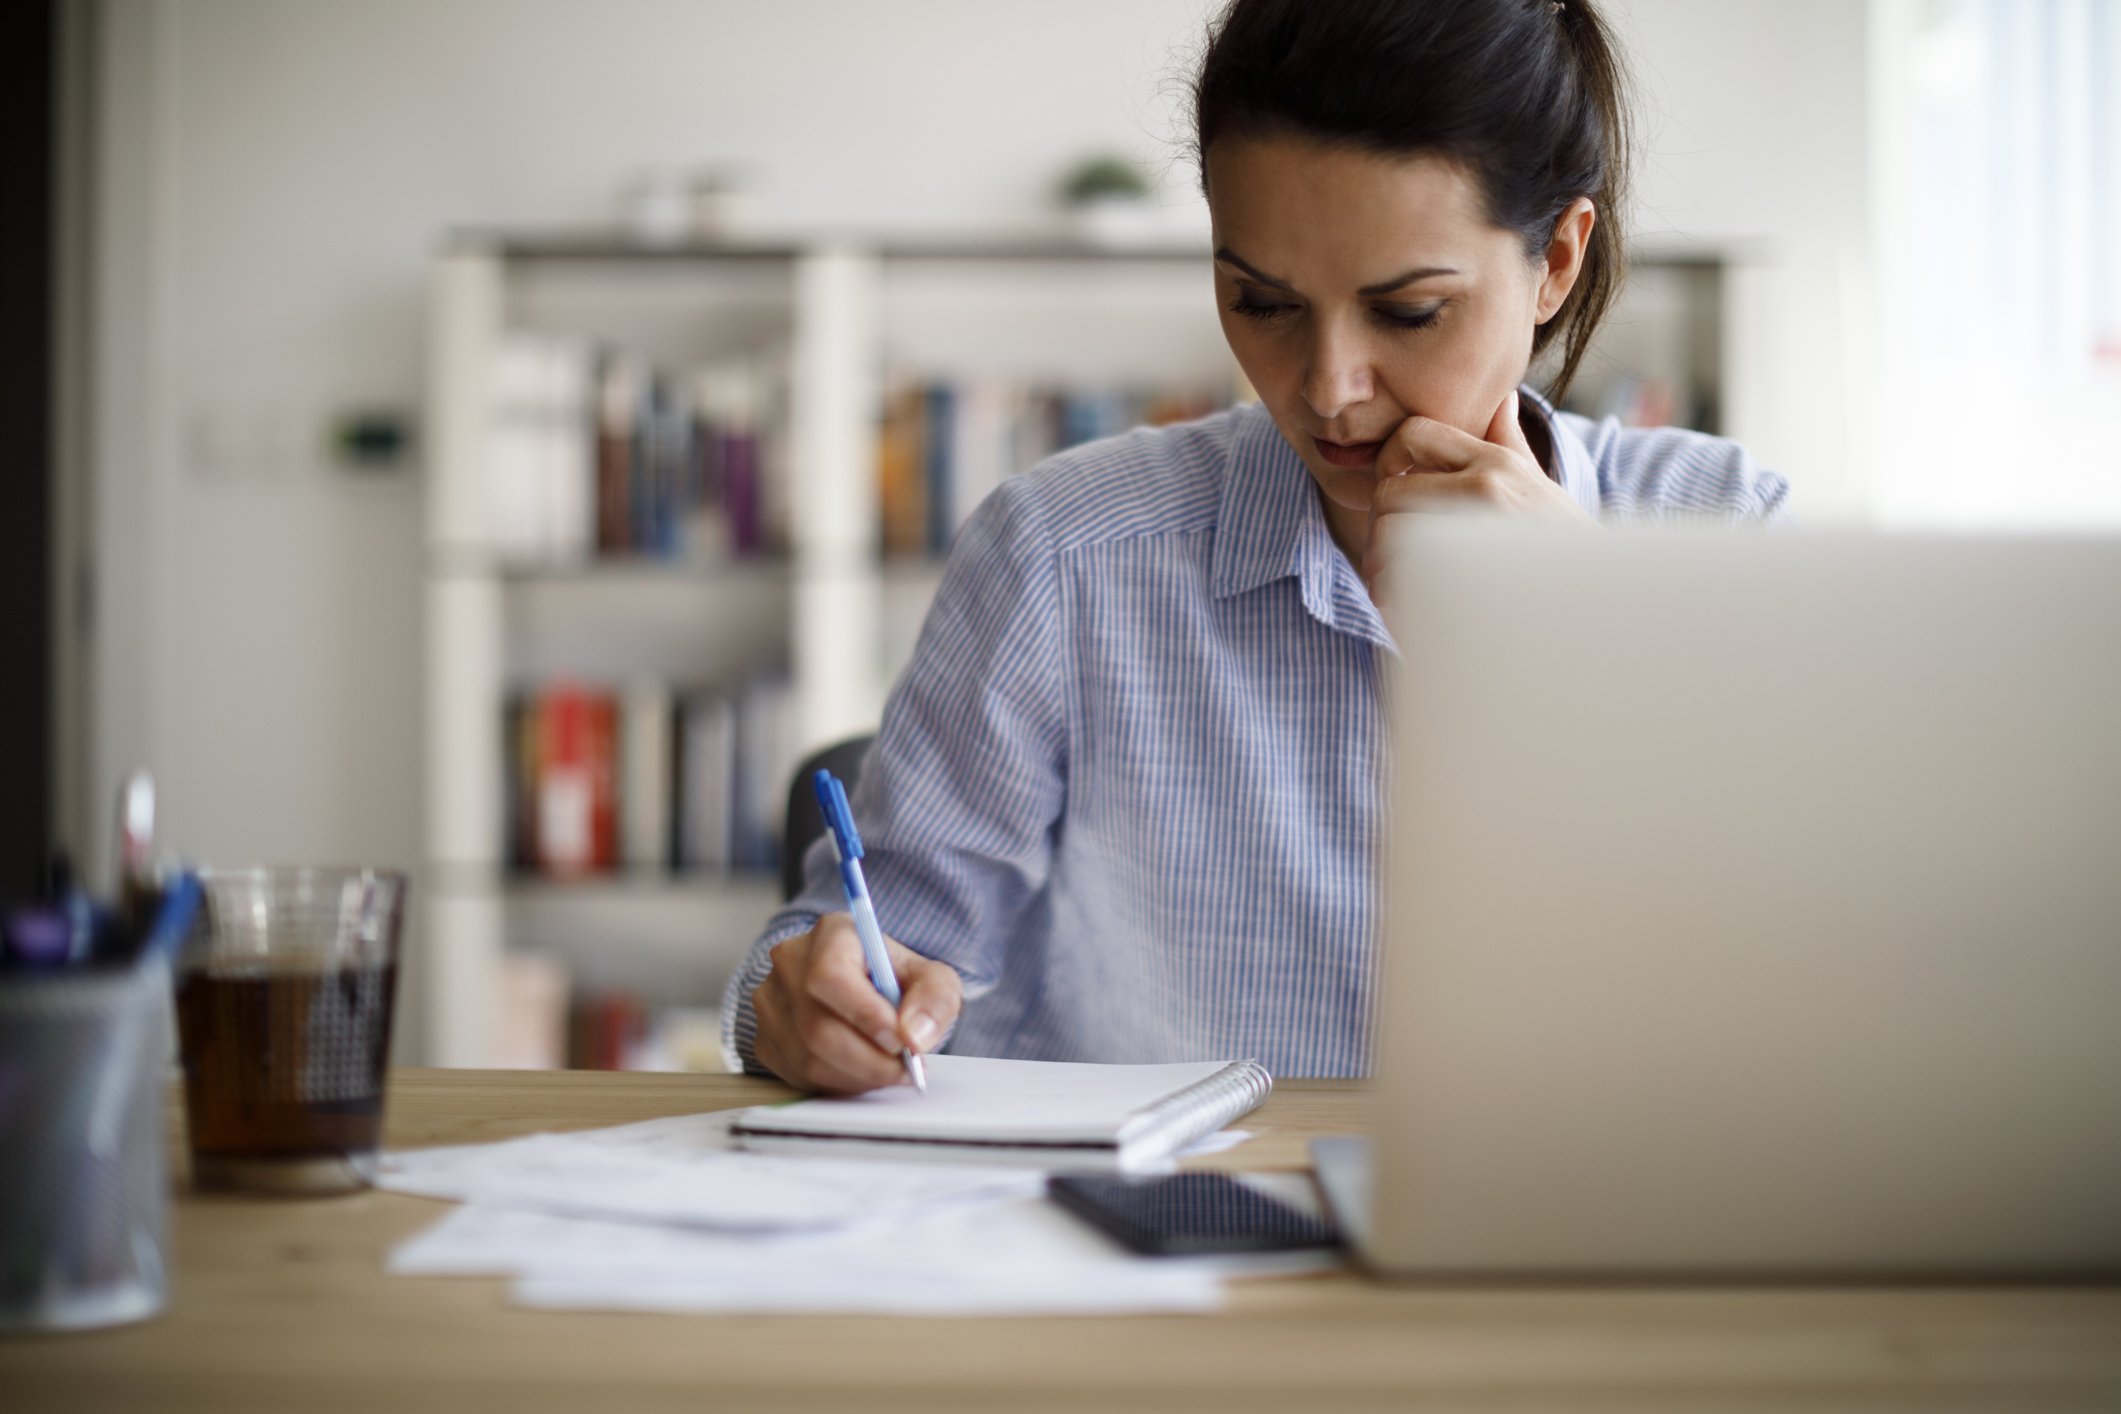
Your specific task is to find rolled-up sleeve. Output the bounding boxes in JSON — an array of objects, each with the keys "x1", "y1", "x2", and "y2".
[
  {"x1": 719, "y1": 478, "x2": 1070, "y2": 1073},
  {"x1": 1578, "y1": 416, "x2": 1792, "y2": 523}
]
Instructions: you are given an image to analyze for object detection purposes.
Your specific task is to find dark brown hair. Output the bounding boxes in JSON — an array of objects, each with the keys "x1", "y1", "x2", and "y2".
[{"x1": 1191, "y1": 0, "x2": 1632, "y2": 401}]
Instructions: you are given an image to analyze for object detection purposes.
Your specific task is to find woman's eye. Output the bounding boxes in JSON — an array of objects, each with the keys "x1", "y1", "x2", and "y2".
[
  {"x1": 1373, "y1": 304, "x2": 1443, "y2": 331},
  {"x1": 1228, "y1": 294, "x2": 1296, "y2": 322},
  {"x1": 1224, "y1": 294, "x2": 1444, "y2": 330}
]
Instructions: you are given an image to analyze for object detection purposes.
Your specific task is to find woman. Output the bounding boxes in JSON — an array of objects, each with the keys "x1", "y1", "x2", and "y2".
[{"x1": 723, "y1": 0, "x2": 1788, "y2": 1093}]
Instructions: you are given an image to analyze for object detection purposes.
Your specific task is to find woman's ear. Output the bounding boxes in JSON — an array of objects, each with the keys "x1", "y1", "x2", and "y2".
[{"x1": 1535, "y1": 197, "x2": 1597, "y2": 325}]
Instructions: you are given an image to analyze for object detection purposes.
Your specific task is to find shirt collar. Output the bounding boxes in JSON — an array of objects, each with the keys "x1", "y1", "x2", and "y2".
[
  {"x1": 1208, "y1": 389, "x2": 1599, "y2": 644},
  {"x1": 1519, "y1": 384, "x2": 1602, "y2": 518},
  {"x1": 1210, "y1": 403, "x2": 1392, "y2": 646}
]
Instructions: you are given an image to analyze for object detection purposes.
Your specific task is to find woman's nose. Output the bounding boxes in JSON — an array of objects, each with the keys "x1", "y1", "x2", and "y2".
[{"x1": 1301, "y1": 327, "x2": 1374, "y2": 421}]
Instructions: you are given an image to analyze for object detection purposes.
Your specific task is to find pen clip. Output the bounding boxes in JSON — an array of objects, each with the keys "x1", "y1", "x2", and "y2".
[{"x1": 812, "y1": 769, "x2": 863, "y2": 861}]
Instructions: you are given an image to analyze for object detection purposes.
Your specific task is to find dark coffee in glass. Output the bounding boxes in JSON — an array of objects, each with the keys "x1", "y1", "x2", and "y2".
[{"x1": 174, "y1": 869, "x2": 406, "y2": 1195}]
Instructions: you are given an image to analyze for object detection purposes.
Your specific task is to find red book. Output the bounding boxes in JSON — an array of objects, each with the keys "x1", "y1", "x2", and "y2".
[
  {"x1": 536, "y1": 683, "x2": 595, "y2": 877},
  {"x1": 587, "y1": 694, "x2": 619, "y2": 871},
  {"x1": 597, "y1": 992, "x2": 647, "y2": 1070}
]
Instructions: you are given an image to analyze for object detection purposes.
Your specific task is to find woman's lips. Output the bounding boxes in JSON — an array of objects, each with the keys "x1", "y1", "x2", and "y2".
[{"x1": 1313, "y1": 435, "x2": 1385, "y2": 469}]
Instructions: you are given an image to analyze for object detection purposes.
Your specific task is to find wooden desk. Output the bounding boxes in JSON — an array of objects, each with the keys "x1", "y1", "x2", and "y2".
[{"x1": 4, "y1": 1069, "x2": 2117, "y2": 1413}]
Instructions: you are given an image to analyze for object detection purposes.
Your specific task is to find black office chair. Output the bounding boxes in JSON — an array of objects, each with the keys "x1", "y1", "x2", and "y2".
[{"x1": 780, "y1": 734, "x2": 875, "y2": 902}]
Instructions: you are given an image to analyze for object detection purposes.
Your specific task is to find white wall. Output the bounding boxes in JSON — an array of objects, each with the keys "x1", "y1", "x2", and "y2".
[
  {"x1": 1622, "y1": 0, "x2": 1878, "y2": 513},
  {"x1": 80, "y1": 0, "x2": 1876, "y2": 888}
]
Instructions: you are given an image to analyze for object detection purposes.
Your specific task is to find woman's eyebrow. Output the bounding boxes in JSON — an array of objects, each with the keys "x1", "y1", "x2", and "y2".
[
  {"x1": 1214, "y1": 247, "x2": 1460, "y2": 296},
  {"x1": 1358, "y1": 265, "x2": 1460, "y2": 295},
  {"x1": 1214, "y1": 247, "x2": 1295, "y2": 291}
]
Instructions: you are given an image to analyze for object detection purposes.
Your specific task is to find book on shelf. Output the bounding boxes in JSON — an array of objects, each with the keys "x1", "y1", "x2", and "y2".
[
  {"x1": 498, "y1": 955, "x2": 729, "y2": 1073},
  {"x1": 489, "y1": 330, "x2": 789, "y2": 568},
  {"x1": 620, "y1": 679, "x2": 674, "y2": 872},
  {"x1": 568, "y1": 995, "x2": 727, "y2": 1072},
  {"x1": 679, "y1": 696, "x2": 734, "y2": 871},
  {"x1": 568, "y1": 989, "x2": 651, "y2": 1071},
  {"x1": 521, "y1": 682, "x2": 617, "y2": 877},
  {"x1": 727, "y1": 677, "x2": 793, "y2": 874},
  {"x1": 875, "y1": 376, "x2": 1231, "y2": 560},
  {"x1": 497, "y1": 952, "x2": 570, "y2": 1069},
  {"x1": 505, "y1": 672, "x2": 797, "y2": 882},
  {"x1": 490, "y1": 334, "x2": 596, "y2": 564}
]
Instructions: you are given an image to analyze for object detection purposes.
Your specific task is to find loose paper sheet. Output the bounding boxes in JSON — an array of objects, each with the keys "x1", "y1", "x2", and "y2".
[
  {"x1": 381, "y1": 1105, "x2": 1314, "y2": 1317},
  {"x1": 380, "y1": 1111, "x2": 1038, "y2": 1232},
  {"x1": 393, "y1": 1196, "x2": 1228, "y2": 1315}
]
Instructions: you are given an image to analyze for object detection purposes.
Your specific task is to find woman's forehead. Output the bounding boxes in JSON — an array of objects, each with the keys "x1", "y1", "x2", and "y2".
[{"x1": 1205, "y1": 135, "x2": 1509, "y2": 284}]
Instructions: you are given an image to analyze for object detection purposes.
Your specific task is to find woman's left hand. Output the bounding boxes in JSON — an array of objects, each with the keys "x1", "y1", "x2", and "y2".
[{"x1": 1360, "y1": 390, "x2": 1591, "y2": 602}]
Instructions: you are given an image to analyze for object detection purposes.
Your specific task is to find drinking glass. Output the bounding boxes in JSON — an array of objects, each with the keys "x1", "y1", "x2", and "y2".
[{"x1": 175, "y1": 867, "x2": 406, "y2": 1195}]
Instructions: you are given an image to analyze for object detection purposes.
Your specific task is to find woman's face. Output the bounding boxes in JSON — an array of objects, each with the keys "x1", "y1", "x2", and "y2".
[{"x1": 1205, "y1": 134, "x2": 1585, "y2": 548}]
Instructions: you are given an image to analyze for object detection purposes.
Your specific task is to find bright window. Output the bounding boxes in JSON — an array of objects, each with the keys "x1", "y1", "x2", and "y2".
[{"x1": 1874, "y1": 0, "x2": 2121, "y2": 525}]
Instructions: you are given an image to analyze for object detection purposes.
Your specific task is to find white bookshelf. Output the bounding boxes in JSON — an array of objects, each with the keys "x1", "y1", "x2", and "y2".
[{"x1": 418, "y1": 234, "x2": 1234, "y2": 1068}]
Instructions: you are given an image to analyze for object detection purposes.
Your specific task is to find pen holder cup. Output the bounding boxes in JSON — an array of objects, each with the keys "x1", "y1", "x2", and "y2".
[{"x1": 0, "y1": 961, "x2": 172, "y2": 1332}]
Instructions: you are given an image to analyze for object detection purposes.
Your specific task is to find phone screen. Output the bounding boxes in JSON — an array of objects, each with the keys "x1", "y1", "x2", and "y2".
[{"x1": 1047, "y1": 1172, "x2": 1340, "y2": 1256}]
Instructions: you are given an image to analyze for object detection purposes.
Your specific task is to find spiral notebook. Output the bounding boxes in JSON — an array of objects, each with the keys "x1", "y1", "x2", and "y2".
[{"x1": 729, "y1": 1054, "x2": 1274, "y2": 1174}]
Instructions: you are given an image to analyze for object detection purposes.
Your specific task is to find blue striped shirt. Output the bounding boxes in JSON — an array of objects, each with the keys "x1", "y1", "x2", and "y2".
[{"x1": 722, "y1": 389, "x2": 1789, "y2": 1077}]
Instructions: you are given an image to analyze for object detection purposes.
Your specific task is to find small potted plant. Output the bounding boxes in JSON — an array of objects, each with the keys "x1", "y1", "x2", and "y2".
[{"x1": 1057, "y1": 155, "x2": 1158, "y2": 247}]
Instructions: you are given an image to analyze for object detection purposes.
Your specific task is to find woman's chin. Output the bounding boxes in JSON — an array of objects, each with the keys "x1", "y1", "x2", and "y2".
[{"x1": 1311, "y1": 466, "x2": 1378, "y2": 515}]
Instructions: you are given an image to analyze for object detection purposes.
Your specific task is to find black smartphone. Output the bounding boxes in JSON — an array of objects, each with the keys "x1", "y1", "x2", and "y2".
[{"x1": 1047, "y1": 1172, "x2": 1340, "y2": 1256}]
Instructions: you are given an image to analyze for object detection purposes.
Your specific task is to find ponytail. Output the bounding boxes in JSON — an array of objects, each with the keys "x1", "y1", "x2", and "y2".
[{"x1": 1540, "y1": 0, "x2": 1632, "y2": 400}]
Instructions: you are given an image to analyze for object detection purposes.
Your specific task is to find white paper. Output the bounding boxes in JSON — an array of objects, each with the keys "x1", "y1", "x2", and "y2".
[
  {"x1": 390, "y1": 1202, "x2": 820, "y2": 1277},
  {"x1": 395, "y1": 1196, "x2": 1227, "y2": 1316},
  {"x1": 510, "y1": 1268, "x2": 1223, "y2": 1316},
  {"x1": 380, "y1": 1103, "x2": 1328, "y2": 1318},
  {"x1": 1175, "y1": 1128, "x2": 1254, "y2": 1159},
  {"x1": 734, "y1": 1054, "x2": 1235, "y2": 1144},
  {"x1": 379, "y1": 1111, "x2": 1038, "y2": 1232}
]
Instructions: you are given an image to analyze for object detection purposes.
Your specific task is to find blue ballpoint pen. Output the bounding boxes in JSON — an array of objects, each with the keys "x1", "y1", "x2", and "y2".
[{"x1": 813, "y1": 770, "x2": 927, "y2": 1094}]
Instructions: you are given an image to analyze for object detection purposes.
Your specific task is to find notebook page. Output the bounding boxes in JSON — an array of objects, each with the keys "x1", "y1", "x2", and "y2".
[{"x1": 740, "y1": 1054, "x2": 1235, "y2": 1144}]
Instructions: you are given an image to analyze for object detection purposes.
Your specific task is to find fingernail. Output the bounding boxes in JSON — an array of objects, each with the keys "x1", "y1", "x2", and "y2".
[
  {"x1": 871, "y1": 1029, "x2": 899, "y2": 1053},
  {"x1": 906, "y1": 1013, "x2": 939, "y2": 1051}
]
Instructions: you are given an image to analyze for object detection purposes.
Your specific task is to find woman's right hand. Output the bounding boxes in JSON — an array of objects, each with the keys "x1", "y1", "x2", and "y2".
[{"x1": 750, "y1": 912, "x2": 963, "y2": 1094}]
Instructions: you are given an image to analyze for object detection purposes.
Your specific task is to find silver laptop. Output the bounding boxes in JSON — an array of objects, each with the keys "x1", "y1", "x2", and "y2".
[{"x1": 1315, "y1": 521, "x2": 2121, "y2": 1279}]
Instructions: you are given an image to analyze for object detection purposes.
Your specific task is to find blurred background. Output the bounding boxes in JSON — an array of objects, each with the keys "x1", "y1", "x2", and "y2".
[{"x1": 9, "y1": 0, "x2": 2117, "y2": 1068}]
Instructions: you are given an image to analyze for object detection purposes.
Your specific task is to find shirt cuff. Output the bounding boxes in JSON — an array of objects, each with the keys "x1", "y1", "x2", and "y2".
[{"x1": 719, "y1": 914, "x2": 817, "y2": 1076}]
